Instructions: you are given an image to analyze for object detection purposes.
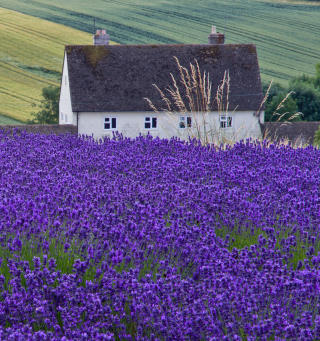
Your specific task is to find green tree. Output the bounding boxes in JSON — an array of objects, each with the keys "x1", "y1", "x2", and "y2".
[
  {"x1": 28, "y1": 85, "x2": 60, "y2": 124},
  {"x1": 314, "y1": 62, "x2": 320, "y2": 88},
  {"x1": 263, "y1": 62, "x2": 320, "y2": 122},
  {"x1": 314, "y1": 125, "x2": 320, "y2": 148},
  {"x1": 262, "y1": 81, "x2": 287, "y2": 103},
  {"x1": 288, "y1": 80, "x2": 320, "y2": 121},
  {"x1": 265, "y1": 93, "x2": 301, "y2": 122}
]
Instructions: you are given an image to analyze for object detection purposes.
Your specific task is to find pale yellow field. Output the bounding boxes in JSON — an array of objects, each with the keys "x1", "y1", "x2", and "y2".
[{"x1": 0, "y1": 7, "x2": 117, "y2": 122}]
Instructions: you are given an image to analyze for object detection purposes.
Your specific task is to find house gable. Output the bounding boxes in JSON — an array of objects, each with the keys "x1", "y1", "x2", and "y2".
[{"x1": 59, "y1": 51, "x2": 73, "y2": 124}]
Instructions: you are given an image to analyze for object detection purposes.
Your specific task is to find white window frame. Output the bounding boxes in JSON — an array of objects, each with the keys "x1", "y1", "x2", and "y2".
[
  {"x1": 220, "y1": 115, "x2": 232, "y2": 129},
  {"x1": 144, "y1": 116, "x2": 158, "y2": 130},
  {"x1": 179, "y1": 116, "x2": 192, "y2": 129},
  {"x1": 103, "y1": 116, "x2": 117, "y2": 130}
]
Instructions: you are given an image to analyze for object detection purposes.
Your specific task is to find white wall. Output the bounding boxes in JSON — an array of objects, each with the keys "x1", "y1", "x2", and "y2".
[
  {"x1": 59, "y1": 52, "x2": 73, "y2": 125},
  {"x1": 77, "y1": 110, "x2": 264, "y2": 143}
]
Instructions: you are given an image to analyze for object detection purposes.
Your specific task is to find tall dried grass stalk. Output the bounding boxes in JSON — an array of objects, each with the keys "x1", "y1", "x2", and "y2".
[
  {"x1": 145, "y1": 57, "x2": 215, "y2": 144},
  {"x1": 261, "y1": 81, "x2": 305, "y2": 147},
  {"x1": 145, "y1": 57, "x2": 261, "y2": 146}
]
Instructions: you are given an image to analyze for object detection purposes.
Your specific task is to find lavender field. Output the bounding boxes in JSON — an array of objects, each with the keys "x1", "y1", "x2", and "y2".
[{"x1": 0, "y1": 130, "x2": 319, "y2": 341}]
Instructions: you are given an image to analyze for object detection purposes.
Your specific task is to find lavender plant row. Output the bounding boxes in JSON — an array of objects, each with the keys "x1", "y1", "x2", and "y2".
[{"x1": 0, "y1": 130, "x2": 319, "y2": 341}]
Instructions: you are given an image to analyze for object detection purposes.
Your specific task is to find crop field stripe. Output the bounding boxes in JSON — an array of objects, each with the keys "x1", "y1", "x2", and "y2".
[
  {"x1": 0, "y1": 102, "x2": 32, "y2": 121},
  {"x1": 109, "y1": 0, "x2": 320, "y2": 37},
  {"x1": 215, "y1": 0, "x2": 320, "y2": 31},
  {"x1": 0, "y1": 0, "x2": 319, "y2": 85},
  {"x1": 0, "y1": 92, "x2": 36, "y2": 106},
  {"x1": 0, "y1": 6, "x2": 94, "y2": 121},
  {"x1": 227, "y1": 0, "x2": 320, "y2": 30},
  {"x1": 139, "y1": 4, "x2": 320, "y2": 59},
  {"x1": 108, "y1": 0, "x2": 320, "y2": 44},
  {"x1": 0, "y1": 86, "x2": 39, "y2": 104},
  {"x1": 0, "y1": 62, "x2": 57, "y2": 86},
  {"x1": 259, "y1": 69, "x2": 292, "y2": 80},
  {"x1": 0, "y1": 26, "x2": 66, "y2": 63},
  {"x1": 224, "y1": 24, "x2": 320, "y2": 58},
  {"x1": 0, "y1": 116, "x2": 24, "y2": 124},
  {"x1": 257, "y1": 57, "x2": 311, "y2": 75},
  {"x1": 0, "y1": 20, "x2": 66, "y2": 46},
  {"x1": 103, "y1": 0, "x2": 320, "y2": 76},
  {"x1": 0, "y1": 100, "x2": 30, "y2": 113}
]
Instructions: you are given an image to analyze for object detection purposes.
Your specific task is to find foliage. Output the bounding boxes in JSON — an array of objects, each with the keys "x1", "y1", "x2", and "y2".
[
  {"x1": 262, "y1": 81, "x2": 287, "y2": 103},
  {"x1": 314, "y1": 125, "x2": 320, "y2": 147},
  {"x1": 264, "y1": 93, "x2": 300, "y2": 122},
  {"x1": 288, "y1": 77, "x2": 320, "y2": 121},
  {"x1": 27, "y1": 86, "x2": 60, "y2": 124},
  {"x1": 263, "y1": 62, "x2": 320, "y2": 122},
  {"x1": 0, "y1": 132, "x2": 319, "y2": 340},
  {"x1": 315, "y1": 62, "x2": 320, "y2": 88},
  {"x1": 1, "y1": 0, "x2": 320, "y2": 85}
]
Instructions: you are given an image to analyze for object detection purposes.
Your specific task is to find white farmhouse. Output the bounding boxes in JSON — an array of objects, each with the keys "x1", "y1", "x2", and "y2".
[{"x1": 59, "y1": 28, "x2": 265, "y2": 143}]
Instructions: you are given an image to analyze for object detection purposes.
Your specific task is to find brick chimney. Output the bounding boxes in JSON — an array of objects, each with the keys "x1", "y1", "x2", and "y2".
[
  {"x1": 93, "y1": 29, "x2": 109, "y2": 45},
  {"x1": 208, "y1": 26, "x2": 225, "y2": 45}
]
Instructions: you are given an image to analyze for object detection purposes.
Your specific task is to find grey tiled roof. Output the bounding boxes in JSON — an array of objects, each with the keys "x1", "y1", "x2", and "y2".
[
  {"x1": 260, "y1": 122, "x2": 320, "y2": 146},
  {"x1": 66, "y1": 44, "x2": 264, "y2": 113}
]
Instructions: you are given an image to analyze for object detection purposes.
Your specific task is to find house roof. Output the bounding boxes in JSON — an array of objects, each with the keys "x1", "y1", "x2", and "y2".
[
  {"x1": 65, "y1": 44, "x2": 264, "y2": 113},
  {"x1": 260, "y1": 122, "x2": 320, "y2": 146}
]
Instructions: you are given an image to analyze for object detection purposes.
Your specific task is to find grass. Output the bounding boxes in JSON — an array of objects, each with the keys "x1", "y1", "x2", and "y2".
[
  {"x1": 0, "y1": 0, "x2": 319, "y2": 86},
  {"x1": 0, "y1": 7, "x2": 117, "y2": 122},
  {"x1": 0, "y1": 115, "x2": 25, "y2": 125},
  {"x1": 0, "y1": 227, "x2": 197, "y2": 292},
  {"x1": 215, "y1": 222, "x2": 320, "y2": 271}
]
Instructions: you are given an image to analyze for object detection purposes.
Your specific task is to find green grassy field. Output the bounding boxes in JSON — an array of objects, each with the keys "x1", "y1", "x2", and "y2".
[
  {"x1": 1, "y1": 0, "x2": 320, "y2": 87},
  {"x1": 0, "y1": 115, "x2": 24, "y2": 125},
  {"x1": 0, "y1": 7, "x2": 117, "y2": 122}
]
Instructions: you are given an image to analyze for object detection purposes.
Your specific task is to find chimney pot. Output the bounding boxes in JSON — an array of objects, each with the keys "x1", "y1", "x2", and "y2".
[
  {"x1": 102, "y1": 29, "x2": 106, "y2": 35},
  {"x1": 96, "y1": 30, "x2": 101, "y2": 35},
  {"x1": 211, "y1": 26, "x2": 216, "y2": 34}
]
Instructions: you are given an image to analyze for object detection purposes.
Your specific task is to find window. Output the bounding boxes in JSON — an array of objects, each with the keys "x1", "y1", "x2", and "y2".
[
  {"x1": 65, "y1": 114, "x2": 68, "y2": 123},
  {"x1": 179, "y1": 116, "x2": 192, "y2": 129},
  {"x1": 61, "y1": 112, "x2": 63, "y2": 121},
  {"x1": 65, "y1": 76, "x2": 67, "y2": 85},
  {"x1": 220, "y1": 115, "x2": 232, "y2": 128},
  {"x1": 145, "y1": 117, "x2": 157, "y2": 129},
  {"x1": 104, "y1": 117, "x2": 117, "y2": 130}
]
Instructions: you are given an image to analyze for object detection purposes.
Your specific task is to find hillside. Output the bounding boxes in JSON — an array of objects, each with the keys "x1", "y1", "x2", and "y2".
[
  {"x1": 1, "y1": 0, "x2": 320, "y2": 87},
  {"x1": 0, "y1": 7, "x2": 116, "y2": 122}
]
